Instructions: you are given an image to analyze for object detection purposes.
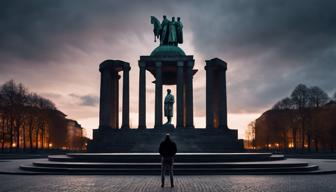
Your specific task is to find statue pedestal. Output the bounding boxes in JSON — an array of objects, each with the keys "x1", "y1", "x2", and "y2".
[{"x1": 88, "y1": 127, "x2": 244, "y2": 153}]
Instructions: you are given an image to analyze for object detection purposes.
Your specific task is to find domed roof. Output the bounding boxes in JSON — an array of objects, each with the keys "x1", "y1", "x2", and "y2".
[{"x1": 150, "y1": 45, "x2": 186, "y2": 56}]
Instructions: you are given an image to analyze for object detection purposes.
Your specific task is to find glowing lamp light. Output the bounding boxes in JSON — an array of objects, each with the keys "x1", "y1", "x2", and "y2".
[
  {"x1": 12, "y1": 143, "x2": 16, "y2": 147},
  {"x1": 49, "y1": 143, "x2": 53, "y2": 148}
]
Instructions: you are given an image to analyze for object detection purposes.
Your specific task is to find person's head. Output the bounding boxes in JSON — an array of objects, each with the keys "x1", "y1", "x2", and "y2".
[
  {"x1": 167, "y1": 89, "x2": 171, "y2": 94},
  {"x1": 172, "y1": 17, "x2": 175, "y2": 21},
  {"x1": 177, "y1": 17, "x2": 180, "y2": 21},
  {"x1": 165, "y1": 133, "x2": 171, "y2": 141},
  {"x1": 163, "y1": 15, "x2": 166, "y2": 19}
]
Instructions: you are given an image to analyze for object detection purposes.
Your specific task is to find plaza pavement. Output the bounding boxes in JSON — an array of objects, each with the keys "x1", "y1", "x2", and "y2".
[
  {"x1": 0, "y1": 174, "x2": 336, "y2": 192},
  {"x1": 0, "y1": 158, "x2": 335, "y2": 191}
]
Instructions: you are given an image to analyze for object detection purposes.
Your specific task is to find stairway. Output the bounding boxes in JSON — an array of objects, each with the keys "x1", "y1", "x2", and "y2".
[{"x1": 19, "y1": 153, "x2": 319, "y2": 175}]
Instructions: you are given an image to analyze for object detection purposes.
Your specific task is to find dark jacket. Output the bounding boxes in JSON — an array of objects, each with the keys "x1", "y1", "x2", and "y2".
[{"x1": 159, "y1": 137, "x2": 177, "y2": 159}]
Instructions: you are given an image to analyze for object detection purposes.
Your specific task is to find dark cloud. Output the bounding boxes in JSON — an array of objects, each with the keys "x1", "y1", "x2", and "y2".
[
  {"x1": 69, "y1": 93, "x2": 99, "y2": 107},
  {"x1": 185, "y1": 0, "x2": 336, "y2": 112},
  {"x1": 0, "y1": 0, "x2": 174, "y2": 66},
  {"x1": 0, "y1": 0, "x2": 335, "y2": 115}
]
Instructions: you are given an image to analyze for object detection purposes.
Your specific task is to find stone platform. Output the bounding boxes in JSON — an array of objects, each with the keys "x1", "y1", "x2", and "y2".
[
  {"x1": 18, "y1": 153, "x2": 322, "y2": 175},
  {"x1": 88, "y1": 127, "x2": 244, "y2": 153}
]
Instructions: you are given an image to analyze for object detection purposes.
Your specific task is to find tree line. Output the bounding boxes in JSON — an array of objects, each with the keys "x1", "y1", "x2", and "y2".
[
  {"x1": 246, "y1": 84, "x2": 336, "y2": 152},
  {"x1": 0, "y1": 80, "x2": 79, "y2": 152}
]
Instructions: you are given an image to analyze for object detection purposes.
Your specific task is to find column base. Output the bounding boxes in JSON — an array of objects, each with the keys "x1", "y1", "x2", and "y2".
[
  {"x1": 218, "y1": 125, "x2": 229, "y2": 130},
  {"x1": 185, "y1": 125, "x2": 195, "y2": 129},
  {"x1": 206, "y1": 125, "x2": 215, "y2": 129},
  {"x1": 99, "y1": 125, "x2": 114, "y2": 130},
  {"x1": 121, "y1": 125, "x2": 130, "y2": 129},
  {"x1": 138, "y1": 125, "x2": 147, "y2": 129},
  {"x1": 154, "y1": 125, "x2": 162, "y2": 129}
]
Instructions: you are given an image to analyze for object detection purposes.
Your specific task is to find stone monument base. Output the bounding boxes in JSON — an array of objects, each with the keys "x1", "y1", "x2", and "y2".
[{"x1": 88, "y1": 128, "x2": 244, "y2": 152}]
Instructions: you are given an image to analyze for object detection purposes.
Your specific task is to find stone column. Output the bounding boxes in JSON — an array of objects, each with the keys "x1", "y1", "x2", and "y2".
[
  {"x1": 109, "y1": 71, "x2": 116, "y2": 128},
  {"x1": 205, "y1": 65, "x2": 214, "y2": 129},
  {"x1": 154, "y1": 61, "x2": 163, "y2": 128},
  {"x1": 99, "y1": 65, "x2": 113, "y2": 130},
  {"x1": 138, "y1": 61, "x2": 146, "y2": 129},
  {"x1": 186, "y1": 61, "x2": 194, "y2": 128},
  {"x1": 176, "y1": 61, "x2": 184, "y2": 128},
  {"x1": 218, "y1": 66, "x2": 228, "y2": 129},
  {"x1": 121, "y1": 65, "x2": 130, "y2": 129},
  {"x1": 113, "y1": 73, "x2": 120, "y2": 128}
]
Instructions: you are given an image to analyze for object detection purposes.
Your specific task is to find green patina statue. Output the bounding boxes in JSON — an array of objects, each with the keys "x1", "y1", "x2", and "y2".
[{"x1": 151, "y1": 15, "x2": 183, "y2": 46}]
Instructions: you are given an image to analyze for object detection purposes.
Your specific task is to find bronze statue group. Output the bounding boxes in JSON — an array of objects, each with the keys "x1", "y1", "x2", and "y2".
[{"x1": 151, "y1": 15, "x2": 183, "y2": 46}]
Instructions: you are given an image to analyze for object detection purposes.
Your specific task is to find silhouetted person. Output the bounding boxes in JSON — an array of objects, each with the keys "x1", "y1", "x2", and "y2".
[{"x1": 159, "y1": 133, "x2": 177, "y2": 188}]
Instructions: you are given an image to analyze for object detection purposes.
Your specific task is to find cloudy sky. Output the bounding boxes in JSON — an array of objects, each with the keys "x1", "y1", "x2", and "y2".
[{"x1": 1, "y1": 0, "x2": 335, "y2": 138}]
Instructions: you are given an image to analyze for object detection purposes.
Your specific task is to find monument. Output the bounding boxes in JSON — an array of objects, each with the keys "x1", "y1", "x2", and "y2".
[
  {"x1": 88, "y1": 16, "x2": 244, "y2": 152},
  {"x1": 18, "y1": 16, "x2": 320, "y2": 176}
]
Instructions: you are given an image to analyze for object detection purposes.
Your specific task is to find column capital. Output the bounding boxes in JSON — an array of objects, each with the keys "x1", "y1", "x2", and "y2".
[
  {"x1": 204, "y1": 65, "x2": 214, "y2": 71},
  {"x1": 99, "y1": 64, "x2": 113, "y2": 72},
  {"x1": 138, "y1": 61, "x2": 146, "y2": 68},
  {"x1": 123, "y1": 65, "x2": 131, "y2": 71}
]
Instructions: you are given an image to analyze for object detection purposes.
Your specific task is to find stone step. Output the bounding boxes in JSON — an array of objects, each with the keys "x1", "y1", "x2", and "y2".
[
  {"x1": 19, "y1": 165, "x2": 319, "y2": 175},
  {"x1": 48, "y1": 153, "x2": 283, "y2": 163},
  {"x1": 18, "y1": 153, "x2": 319, "y2": 175},
  {"x1": 32, "y1": 161, "x2": 308, "y2": 169}
]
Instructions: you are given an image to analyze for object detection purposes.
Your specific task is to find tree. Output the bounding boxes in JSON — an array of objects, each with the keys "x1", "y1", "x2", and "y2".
[
  {"x1": 245, "y1": 121, "x2": 256, "y2": 149},
  {"x1": 0, "y1": 93, "x2": 5, "y2": 151},
  {"x1": 272, "y1": 97, "x2": 295, "y2": 110},
  {"x1": 1, "y1": 80, "x2": 18, "y2": 150},
  {"x1": 291, "y1": 84, "x2": 310, "y2": 109},
  {"x1": 308, "y1": 86, "x2": 329, "y2": 108},
  {"x1": 13, "y1": 83, "x2": 28, "y2": 150},
  {"x1": 290, "y1": 84, "x2": 310, "y2": 151},
  {"x1": 26, "y1": 93, "x2": 39, "y2": 150},
  {"x1": 0, "y1": 80, "x2": 63, "y2": 152},
  {"x1": 307, "y1": 86, "x2": 329, "y2": 151},
  {"x1": 34, "y1": 95, "x2": 55, "y2": 149}
]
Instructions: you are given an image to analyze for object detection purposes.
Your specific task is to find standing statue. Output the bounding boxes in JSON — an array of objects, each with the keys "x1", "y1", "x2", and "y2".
[
  {"x1": 168, "y1": 17, "x2": 178, "y2": 46},
  {"x1": 160, "y1": 15, "x2": 170, "y2": 44},
  {"x1": 164, "y1": 89, "x2": 174, "y2": 124},
  {"x1": 151, "y1": 15, "x2": 183, "y2": 46},
  {"x1": 176, "y1": 17, "x2": 183, "y2": 44}
]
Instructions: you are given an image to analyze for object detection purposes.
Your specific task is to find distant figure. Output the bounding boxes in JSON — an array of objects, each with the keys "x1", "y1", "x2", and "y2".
[
  {"x1": 159, "y1": 133, "x2": 177, "y2": 188},
  {"x1": 164, "y1": 89, "x2": 174, "y2": 125}
]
